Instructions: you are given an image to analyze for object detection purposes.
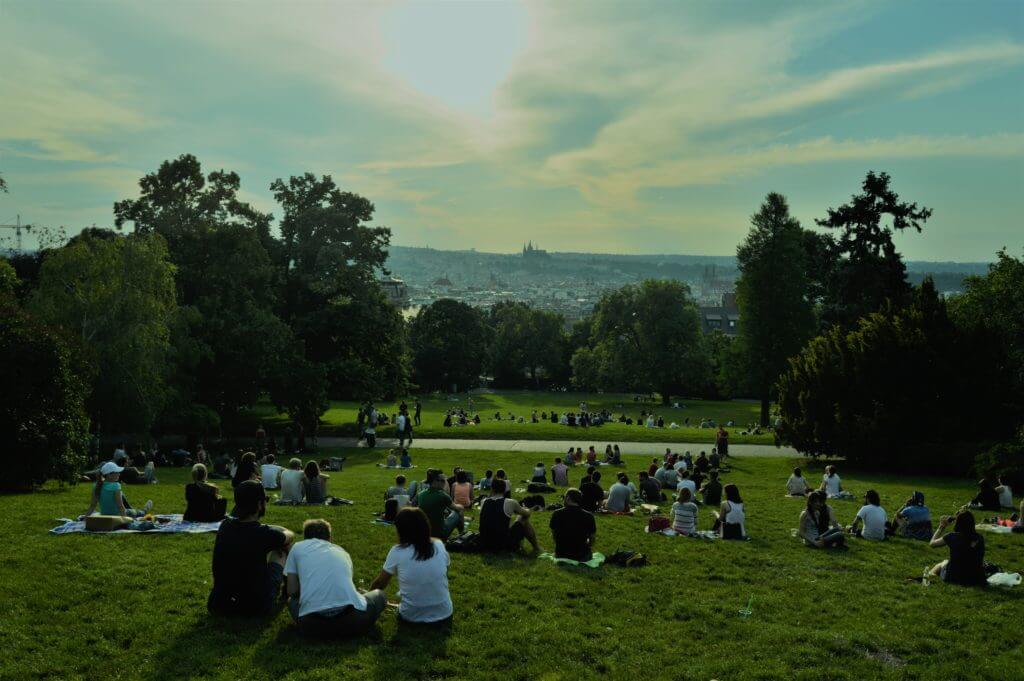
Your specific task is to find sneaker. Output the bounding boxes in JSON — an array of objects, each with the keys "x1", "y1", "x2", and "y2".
[{"x1": 142, "y1": 500, "x2": 154, "y2": 513}]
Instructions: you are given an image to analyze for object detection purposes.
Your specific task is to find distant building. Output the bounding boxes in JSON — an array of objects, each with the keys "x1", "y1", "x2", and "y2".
[
  {"x1": 521, "y1": 241, "x2": 550, "y2": 259},
  {"x1": 432, "y1": 275, "x2": 453, "y2": 287},
  {"x1": 699, "y1": 292, "x2": 739, "y2": 336},
  {"x1": 379, "y1": 276, "x2": 409, "y2": 307}
]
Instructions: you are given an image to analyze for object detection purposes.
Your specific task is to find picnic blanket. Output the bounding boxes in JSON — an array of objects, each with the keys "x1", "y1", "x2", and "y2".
[
  {"x1": 375, "y1": 464, "x2": 418, "y2": 469},
  {"x1": 539, "y1": 551, "x2": 605, "y2": 568},
  {"x1": 51, "y1": 514, "x2": 221, "y2": 535},
  {"x1": 371, "y1": 519, "x2": 395, "y2": 526},
  {"x1": 978, "y1": 523, "x2": 1014, "y2": 535},
  {"x1": 273, "y1": 498, "x2": 354, "y2": 506},
  {"x1": 644, "y1": 527, "x2": 719, "y2": 540}
]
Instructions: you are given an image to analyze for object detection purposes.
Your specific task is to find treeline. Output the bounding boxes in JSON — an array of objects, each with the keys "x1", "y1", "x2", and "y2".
[{"x1": 2, "y1": 161, "x2": 1022, "y2": 488}]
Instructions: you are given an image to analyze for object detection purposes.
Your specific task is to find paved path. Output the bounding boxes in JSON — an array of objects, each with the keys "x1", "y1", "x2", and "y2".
[{"x1": 313, "y1": 437, "x2": 798, "y2": 458}]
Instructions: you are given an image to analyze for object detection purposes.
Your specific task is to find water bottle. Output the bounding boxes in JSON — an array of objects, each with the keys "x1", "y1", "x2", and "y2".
[{"x1": 921, "y1": 566, "x2": 930, "y2": 587}]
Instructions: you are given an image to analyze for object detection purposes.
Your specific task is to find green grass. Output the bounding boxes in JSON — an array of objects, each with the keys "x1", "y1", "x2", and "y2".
[
  {"x1": 4, "y1": 450, "x2": 1022, "y2": 680},
  {"x1": 244, "y1": 390, "x2": 774, "y2": 444}
]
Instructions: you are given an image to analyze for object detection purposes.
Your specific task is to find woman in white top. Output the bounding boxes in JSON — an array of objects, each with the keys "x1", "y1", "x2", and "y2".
[
  {"x1": 821, "y1": 465, "x2": 843, "y2": 498},
  {"x1": 786, "y1": 467, "x2": 811, "y2": 496},
  {"x1": 370, "y1": 507, "x2": 453, "y2": 624},
  {"x1": 716, "y1": 484, "x2": 746, "y2": 540},
  {"x1": 995, "y1": 476, "x2": 1014, "y2": 509}
]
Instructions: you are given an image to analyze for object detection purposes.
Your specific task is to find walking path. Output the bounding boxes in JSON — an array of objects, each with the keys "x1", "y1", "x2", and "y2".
[{"x1": 313, "y1": 437, "x2": 799, "y2": 458}]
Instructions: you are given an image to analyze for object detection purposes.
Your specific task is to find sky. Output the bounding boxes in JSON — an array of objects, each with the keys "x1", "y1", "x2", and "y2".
[{"x1": 1, "y1": 0, "x2": 1022, "y2": 261}]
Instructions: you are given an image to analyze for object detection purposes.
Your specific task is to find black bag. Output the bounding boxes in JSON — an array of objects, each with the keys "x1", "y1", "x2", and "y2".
[
  {"x1": 606, "y1": 549, "x2": 649, "y2": 567},
  {"x1": 527, "y1": 482, "x2": 556, "y2": 494},
  {"x1": 520, "y1": 494, "x2": 545, "y2": 510},
  {"x1": 446, "y1": 531, "x2": 482, "y2": 553}
]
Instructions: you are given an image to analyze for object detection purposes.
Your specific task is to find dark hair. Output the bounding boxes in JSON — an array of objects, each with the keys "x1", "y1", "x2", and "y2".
[
  {"x1": 456, "y1": 470, "x2": 468, "y2": 484},
  {"x1": 396, "y1": 475, "x2": 406, "y2": 485},
  {"x1": 618, "y1": 473, "x2": 628, "y2": 484},
  {"x1": 304, "y1": 460, "x2": 320, "y2": 480},
  {"x1": 724, "y1": 484, "x2": 742, "y2": 504},
  {"x1": 536, "y1": 462, "x2": 543, "y2": 468},
  {"x1": 395, "y1": 507, "x2": 436, "y2": 560},
  {"x1": 865, "y1": 489, "x2": 880, "y2": 506},
  {"x1": 639, "y1": 471, "x2": 648, "y2": 480},
  {"x1": 793, "y1": 467, "x2": 802, "y2": 477},
  {"x1": 709, "y1": 470, "x2": 719, "y2": 481},
  {"x1": 484, "y1": 470, "x2": 493, "y2": 478},
  {"x1": 564, "y1": 488, "x2": 583, "y2": 506},
  {"x1": 807, "y1": 490, "x2": 830, "y2": 535},
  {"x1": 592, "y1": 471, "x2": 601, "y2": 483},
  {"x1": 266, "y1": 454, "x2": 275, "y2": 464},
  {"x1": 491, "y1": 478, "x2": 507, "y2": 494},
  {"x1": 233, "y1": 480, "x2": 266, "y2": 516},
  {"x1": 953, "y1": 509, "x2": 977, "y2": 537},
  {"x1": 496, "y1": 469, "x2": 507, "y2": 479}
]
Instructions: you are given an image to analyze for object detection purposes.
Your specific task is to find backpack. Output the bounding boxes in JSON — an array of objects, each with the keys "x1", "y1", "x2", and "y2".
[
  {"x1": 446, "y1": 531, "x2": 481, "y2": 553},
  {"x1": 527, "y1": 482, "x2": 556, "y2": 494},
  {"x1": 606, "y1": 549, "x2": 649, "y2": 567},
  {"x1": 521, "y1": 494, "x2": 546, "y2": 510},
  {"x1": 647, "y1": 516, "x2": 671, "y2": 532}
]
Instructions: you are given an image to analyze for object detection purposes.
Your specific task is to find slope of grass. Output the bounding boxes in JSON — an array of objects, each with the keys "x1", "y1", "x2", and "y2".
[
  {"x1": 243, "y1": 391, "x2": 774, "y2": 445},
  {"x1": 3, "y1": 450, "x2": 1021, "y2": 680}
]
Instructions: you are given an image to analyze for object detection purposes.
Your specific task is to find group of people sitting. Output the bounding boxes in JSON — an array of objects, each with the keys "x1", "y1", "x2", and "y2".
[{"x1": 443, "y1": 409, "x2": 480, "y2": 427}]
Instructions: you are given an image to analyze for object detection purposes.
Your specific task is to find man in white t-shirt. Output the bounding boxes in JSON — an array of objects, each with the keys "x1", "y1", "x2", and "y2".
[
  {"x1": 850, "y1": 490, "x2": 888, "y2": 541},
  {"x1": 285, "y1": 519, "x2": 386, "y2": 636},
  {"x1": 675, "y1": 470, "x2": 697, "y2": 498},
  {"x1": 260, "y1": 455, "x2": 284, "y2": 490},
  {"x1": 279, "y1": 458, "x2": 305, "y2": 503}
]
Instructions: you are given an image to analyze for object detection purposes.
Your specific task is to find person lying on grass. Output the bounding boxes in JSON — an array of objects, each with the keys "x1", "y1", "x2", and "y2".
[
  {"x1": 799, "y1": 490, "x2": 845, "y2": 548},
  {"x1": 208, "y1": 481, "x2": 295, "y2": 616},
  {"x1": 929, "y1": 509, "x2": 986, "y2": 586},
  {"x1": 700, "y1": 470, "x2": 723, "y2": 507},
  {"x1": 370, "y1": 507, "x2": 453, "y2": 625},
  {"x1": 786, "y1": 467, "x2": 811, "y2": 496},
  {"x1": 550, "y1": 488, "x2": 597, "y2": 562},
  {"x1": 714, "y1": 484, "x2": 747, "y2": 540},
  {"x1": 605, "y1": 473, "x2": 632, "y2": 513},
  {"x1": 416, "y1": 469, "x2": 465, "y2": 541},
  {"x1": 303, "y1": 461, "x2": 330, "y2": 504},
  {"x1": 890, "y1": 491, "x2": 933, "y2": 540},
  {"x1": 184, "y1": 463, "x2": 227, "y2": 522},
  {"x1": 479, "y1": 479, "x2": 541, "y2": 554},
  {"x1": 285, "y1": 519, "x2": 386, "y2": 637},
  {"x1": 84, "y1": 461, "x2": 154, "y2": 520},
  {"x1": 849, "y1": 490, "x2": 888, "y2": 540},
  {"x1": 672, "y1": 487, "x2": 699, "y2": 536}
]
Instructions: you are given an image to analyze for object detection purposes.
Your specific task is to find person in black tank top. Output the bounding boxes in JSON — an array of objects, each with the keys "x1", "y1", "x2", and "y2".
[{"x1": 478, "y1": 480, "x2": 540, "y2": 553}]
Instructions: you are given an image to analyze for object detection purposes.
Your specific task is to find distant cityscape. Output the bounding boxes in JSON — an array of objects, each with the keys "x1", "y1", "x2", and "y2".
[{"x1": 378, "y1": 245, "x2": 990, "y2": 330}]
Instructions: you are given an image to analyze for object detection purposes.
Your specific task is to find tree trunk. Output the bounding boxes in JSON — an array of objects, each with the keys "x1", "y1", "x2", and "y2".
[
  {"x1": 661, "y1": 388, "x2": 671, "y2": 406},
  {"x1": 760, "y1": 390, "x2": 770, "y2": 427}
]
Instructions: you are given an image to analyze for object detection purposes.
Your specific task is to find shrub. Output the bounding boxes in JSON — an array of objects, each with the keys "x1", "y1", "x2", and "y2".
[
  {"x1": 974, "y1": 439, "x2": 1024, "y2": 491},
  {"x1": 0, "y1": 298, "x2": 90, "y2": 490}
]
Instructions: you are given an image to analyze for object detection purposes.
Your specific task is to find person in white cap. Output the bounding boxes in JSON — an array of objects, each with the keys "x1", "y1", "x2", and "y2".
[{"x1": 83, "y1": 461, "x2": 153, "y2": 519}]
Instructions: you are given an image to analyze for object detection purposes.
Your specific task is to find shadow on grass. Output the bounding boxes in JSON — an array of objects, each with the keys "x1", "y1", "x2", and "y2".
[{"x1": 149, "y1": 612, "x2": 278, "y2": 681}]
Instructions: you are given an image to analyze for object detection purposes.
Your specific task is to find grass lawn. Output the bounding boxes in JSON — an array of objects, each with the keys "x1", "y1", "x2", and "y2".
[
  {"x1": 4, "y1": 450, "x2": 1022, "y2": 680},
  {"x1": 244, "y1": 391, "x2": 775, "y2": 445}
]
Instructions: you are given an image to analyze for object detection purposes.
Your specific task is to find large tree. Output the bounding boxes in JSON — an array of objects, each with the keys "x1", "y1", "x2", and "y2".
[
  {"x1": 736, "y1": 193, "x2": 816, "y2": 425},
  {"x1": 409, "y1": 299, "x2": 490, "y2": 393},
  {"x1": 488, "y1": 302, "x2": 567, "y2": 388},
  {"x1": 29, "y1": 231, "x2": 177, "y2": 434},
  {"x1": 270, "y1": 173, "x2": 408, "y2": 399},
  {"x1": 816, "y1": 171, "x2": 931, "y2": 328},
  {"x1": 584, "y1": 280, "x2": 709, "y2": 404}
]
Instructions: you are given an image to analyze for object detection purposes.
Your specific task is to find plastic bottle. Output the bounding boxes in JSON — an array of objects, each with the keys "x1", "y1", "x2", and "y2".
[{"x1": 921, "y1": 566, "x2": 930, "y2": 587}]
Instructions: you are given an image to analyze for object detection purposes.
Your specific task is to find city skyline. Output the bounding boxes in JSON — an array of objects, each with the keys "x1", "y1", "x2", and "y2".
[{"x1": 2, "y1": 0, "x2": 1023, "y2": 260}]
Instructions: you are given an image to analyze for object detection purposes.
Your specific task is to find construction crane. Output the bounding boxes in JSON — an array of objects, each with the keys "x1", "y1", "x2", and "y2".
[{"x1": 0, "y1": 215, "x2": 31, "y2": 251}]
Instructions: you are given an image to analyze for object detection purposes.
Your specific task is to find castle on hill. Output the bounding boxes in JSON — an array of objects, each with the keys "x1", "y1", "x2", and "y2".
[{"x1": 521, "y1": 241, "x2": 549, "y2": 258}]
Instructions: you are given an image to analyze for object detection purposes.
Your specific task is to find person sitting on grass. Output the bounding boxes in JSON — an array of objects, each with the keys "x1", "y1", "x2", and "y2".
[
  {"x1": 400, "y1": 449, "x2": 412, "y2": 468},
  {"x1": 995, "y1": 475, "x2": 1014, "y2": 509},
  {"x1": 385, "y1": 450, "x2": 398, "y2": 467},
  {"x1": 647, "y1": 458, "x2": 660, "y2": 477},
  {"x1": 549, "y1": 488, "x2": 597, "y2": 561},
  {"x1": 451, "y1": 470, "x2": 474, "y2": 507},
  {"x1": 303, "y1": 461, "x2": 330, "y2": 504},
  {"x1": 580, "y1": 470, "x2": 604, "y2": 512},
  {"x1": 799, "y1": 490, "x2": 845, "y2": 548},
  {"x1": 260, "y1": 454, "x2": 284, "y2": 490},
  {"x1": 675, "y1": 470, "x2": 696, "y2": 499},
  {"x1": 891, "y1": 491, "x2": 933, "y2": 541},
  {"x1": 280, "y1": 458, "x2": 305, "y2": 504},
  {"x1": 386, "y1": 475, "x2": 409, "y2": 505},
  {"x1": 638, "y1": 471, "x2": 664, "y2": 503},
  {"x1": 715, "y1": 484, "x2": 747, "y2": 540},
  {"x1": 184, "y1": 463, "x2": 227, "y2": 522},
  {"x1": 84, "y1": 462, "x2": 154, "y2": 519},
  {"x1": 370, "y1": 507, "x2": 453, "y2": 625},
  {"x1": 285, "y1": 519, "x2": 386, "y2": 637},
  {"x1": 208, "y1": 481, "x2": 295, "y2": 616},
  {"x1": 969, "y1": 478, "x2": 1002, "y2": 511},
  {"x1": 417, "y1": 469, "x2": 465, "y2": 540},
  {"x1": 694, "y1": 451, "x2": 710, "y2": 474},
  {"x1": 478, "y1": 470, "x2": 494, "y2": 492},
  {"x1": 850, "y1": 489, "x2": 888, "y2": 540},
  {"x1": 531, "y1": 462, "x2": 547, "y2": 484},
  {"x1": 586, "y1": 447, "x2": 598, "y2": 466},
  {"x1": 479, "y1": 479, "x2": 540, "y2": 554},
  {"x1": 929, "y1": 509, "x2": 986, "y2": 586},
  {"x1": 551, "y1": 458, "x2": 570, "y2": 487},
  {"x1": 672, "y1": 487, "x2": 699, "y2": 536},
  {"x1": 820, "y1": 465, "x2": 847, "y2": 499},
  {"x1": 655, "y1": 461, "x2": 679, "y2": 490},
  {"x1": 605, "y1": 473, "x2": 632, "y2": 513},
  {"x1": 786, "y1": 467, "x2": 811, "y2": 496},
  {"x1": 700, "y1": 470, "x2": 723, "y2": 507},
  {"x1": 232, "y1": 451, "x2": 260, "y2": 490},
  {"x1": 494, "y1": 469, "x2": 512, "y2": 497}
]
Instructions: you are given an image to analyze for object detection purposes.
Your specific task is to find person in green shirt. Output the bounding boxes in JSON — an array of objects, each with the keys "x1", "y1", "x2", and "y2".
[{"x1": 417, "y1": 469, "x2": 465, "y2": 540}]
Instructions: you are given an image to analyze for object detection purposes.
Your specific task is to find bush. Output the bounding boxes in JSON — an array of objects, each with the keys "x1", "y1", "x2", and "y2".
[
  {"x1": 0, "y1": 298, "x2": 90, "y2": 490},
  {"x1": 974, "y1": 439, "x2": 1024, "y2": 491}
]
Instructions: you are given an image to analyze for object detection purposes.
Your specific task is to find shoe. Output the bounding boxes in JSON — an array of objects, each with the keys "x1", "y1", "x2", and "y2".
[{"x1": 142, "y1": 500, "x2": 154, "y2": 513}]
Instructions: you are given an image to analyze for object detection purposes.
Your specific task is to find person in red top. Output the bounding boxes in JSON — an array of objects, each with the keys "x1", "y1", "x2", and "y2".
[{"x1": 716, "y1": 426, "x2": 729, "y2": 459}]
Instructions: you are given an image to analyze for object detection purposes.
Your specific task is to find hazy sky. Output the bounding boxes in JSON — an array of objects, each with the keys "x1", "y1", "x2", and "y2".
[{"x1": 2, "y1": 0, "x2": 1022, "y2": 260}]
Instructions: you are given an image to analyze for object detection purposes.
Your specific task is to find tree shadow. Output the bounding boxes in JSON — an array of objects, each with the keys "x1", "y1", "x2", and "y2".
[{"x1": 148, "y1": 612, "x2": 279, "y2": 681}]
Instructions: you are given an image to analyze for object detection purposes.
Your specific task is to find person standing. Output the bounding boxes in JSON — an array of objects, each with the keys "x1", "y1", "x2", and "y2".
[
  {"x1": 396, "y1": 409, "x2": 409, "y2": 449},
  {"x1": 414, "y1": 399, "x2": 422, "y2": 427},
  {"x1": 716, "y1": 426, "x2": 729, "y2": 459}
]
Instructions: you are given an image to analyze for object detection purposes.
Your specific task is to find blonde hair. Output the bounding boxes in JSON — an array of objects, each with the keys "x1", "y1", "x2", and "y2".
[
  {"x1": 191, "y1": 463, "x2": 208, "y2": 482},
  {"x1": 303, "y1": 518, "x2": 332, "y2": 541}
]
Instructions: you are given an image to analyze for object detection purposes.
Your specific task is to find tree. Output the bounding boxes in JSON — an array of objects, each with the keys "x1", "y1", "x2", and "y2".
[
  {"x1": 29, "y1": 231, "x2": 177, "y2": 434},
  {"x1": 0, "y1": 259, "x2": 17, "y2": 296},
  {"x1": 777, "y1": 279, "x2": 1014, "y2": 471},
  {"x1": 270, "y1": 173, "x2": 408, "y2": 399},
  {"x1": 0, "y1": 297, "x2": 90, "y2": 489},
  {"x1": 735, "y1": 193, "x2": 816, "y2": 425},
  {"x1": 0, "y1": 172, "x2": 7, "y2": 192},
  {"x1": 488, "y1": 302, "x2": 567, "y2": 388},
  {"x1": 816, "y1": 171, "x2": 931, "y2": 328},
  {"x1": 584, "y1": 280, "x2": 709, "y2": 404},
  {"x1": 409, "y1": 299, "x2": 490, "y2": 392}
]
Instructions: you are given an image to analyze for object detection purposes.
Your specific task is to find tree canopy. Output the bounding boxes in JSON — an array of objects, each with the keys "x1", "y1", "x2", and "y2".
[{"x1": 410, "y1": 299, "x2": 490, "y2": 393}]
